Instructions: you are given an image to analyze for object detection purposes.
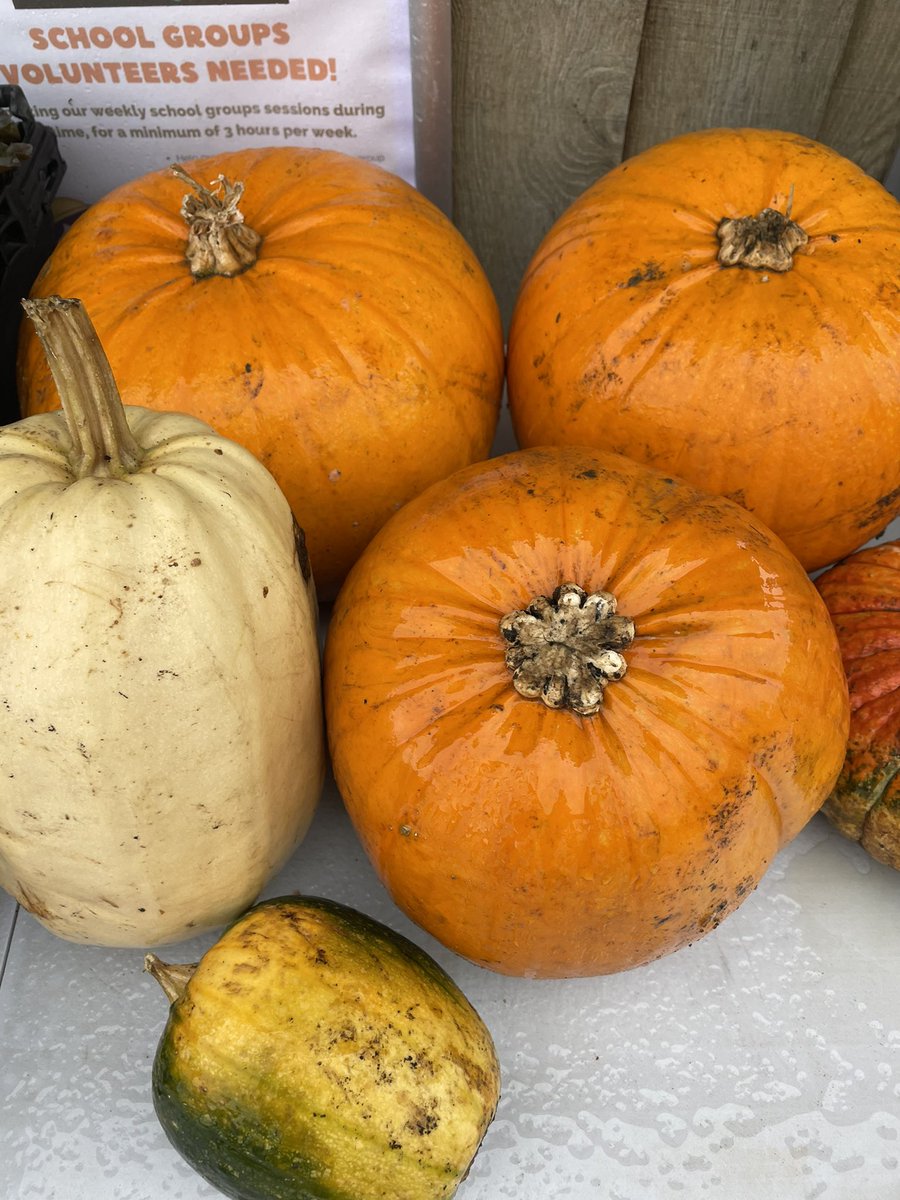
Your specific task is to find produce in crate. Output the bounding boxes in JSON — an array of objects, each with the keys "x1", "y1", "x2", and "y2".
[
  {"x1": 815, "y1": 539, "x2": 900, "y2": 868},
  {"x1": 0, "y1": 83, "x2": 66, "y2": 425},
  {"x1": 146, "y1": 895, "x2": 500, "y2": 1200},
  {"x1": 17, "y1": 147, "x2": 505, "y2": 599},
  {"x1": 506, "y1": 127, "x2": 900, "y2": 573},
  {"x1": 325, "y1": 446, "x2": 849, "y2": 978},
  {"x1": 0, "y1": 297, "x2": 324, "y2": 946}
]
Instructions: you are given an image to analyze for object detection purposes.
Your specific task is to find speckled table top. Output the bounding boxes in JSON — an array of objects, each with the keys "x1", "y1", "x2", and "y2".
[{"x1": 2, "y1": 771, "x2": 899, "y2": 1200}]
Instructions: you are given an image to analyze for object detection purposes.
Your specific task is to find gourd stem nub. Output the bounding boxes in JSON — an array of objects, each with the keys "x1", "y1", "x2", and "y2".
[
  {"x1": 716, "y1": 189, "x2": 808, "y2": 273},
  {"x1": 501, "y1": 583, "x2": 635, "y2": 716},
  {"x1": 144, "y1": 954, "x2": 198, "y2": 1005},
  {"x1": 22, "y1": 296, "x2": 143, "y2": 479}
]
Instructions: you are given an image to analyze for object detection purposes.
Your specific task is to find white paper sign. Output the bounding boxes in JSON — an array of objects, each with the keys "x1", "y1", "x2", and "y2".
[{"x1": 1, "y1": 0, "x2": 417, "y2": 203}]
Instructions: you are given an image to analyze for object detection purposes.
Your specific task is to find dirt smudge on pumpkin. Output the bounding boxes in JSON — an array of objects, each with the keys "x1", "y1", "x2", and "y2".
[
  {"x1": 242, "y1": 364, "x2": 264, "y2": 400},
  {"x1": 734, "y1": 874, "x2": 757, "y2": 899},
  {"x1": 696, "y1": 897, "x2": 730, "y2": 932},
  {"x1": 709, "y1": 779, "x2": 755, "y2": 850},
  {"x1": 579, "y1": 363, "x2": 624, "y2": 391},
  {"x1": 854, "y1": 483, "x2": 900, "y2": 530},
  {"x1": 622, "y1": 261, "x2": 665, "y2": 288}
]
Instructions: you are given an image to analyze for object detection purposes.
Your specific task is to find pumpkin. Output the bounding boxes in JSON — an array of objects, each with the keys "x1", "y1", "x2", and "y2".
[
  {"x1": 506, "y1": 127, "x2": 900, "y2": 573},
  {"x1": 815, "y1": 539, "x2": 900, "y2": 868},
  {"x1": 146, "y1": 895, "x2": 500, "y2": 1200},
  {"x1": 0, "y1": 297, "x2": 324, "y2": 946},
  {"x1": 17, "y1": 148, "x2": 505, "y2": 599},
  {"x1": 324, "y1": 446, "x2": 849, "y2": 978}
]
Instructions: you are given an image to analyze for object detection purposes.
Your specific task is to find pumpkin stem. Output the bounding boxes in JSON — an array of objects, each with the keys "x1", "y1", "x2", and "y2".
[
  {"x1": 173, "y1": 164, "x2": 262, "y2": 279},
  {"x1": 716, "y1": 189, "x2": 808, "y2": 272},
  {"x1": 22, "y1": 296, "x2": 143, "y2": 479},
  {"x1": 500, "y1": 583, "x2": 635, "y2": 716},
  {"x1": 145, "y1": 953, "x2": 198, "y2": 1005}
]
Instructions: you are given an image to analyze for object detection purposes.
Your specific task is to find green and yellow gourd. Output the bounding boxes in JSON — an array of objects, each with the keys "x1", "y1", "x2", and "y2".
[{"x1": 146, "y1": 895, "x2": 501, "y2": 1200}]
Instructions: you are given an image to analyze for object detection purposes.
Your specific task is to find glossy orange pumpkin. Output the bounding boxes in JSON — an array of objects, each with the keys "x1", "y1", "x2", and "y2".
[
  {"x1": 506, "y1": 128, "x2": 900, "y2": 573},
  {"x1": 17, "y1": 147, "x2": 504, "y2": 599},
  {"x1": 324, "y1": 446, "x2": 850, "y2": 978},
  {"x1": 815, "y1": 539, "x2": 900, "y2": 868}
]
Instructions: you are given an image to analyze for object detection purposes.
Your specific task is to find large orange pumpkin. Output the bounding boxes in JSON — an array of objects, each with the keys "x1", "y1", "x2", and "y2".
[
  {"x1": 17, "y1": 148, "x2": 504, "y2": 599},
  {"x1": 815, "y1": 539, "x2": 900, "y2": 868},
  {"x1": 324, "y1": 446, "x2": 850, "y2": 978},
  {"x1": 506, "y1": 128, "x2": 900, "y2": 573}
]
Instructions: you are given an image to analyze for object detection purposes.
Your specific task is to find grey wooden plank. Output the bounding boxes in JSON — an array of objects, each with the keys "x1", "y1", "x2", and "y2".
[
  {"x1": 452, "y1": 0, "x2": 649, "y2": 329},
  {"x1": 887, "y1": 145, "x2": 900, "y2": 197},
  {"x1": 411, "y1": 0, "x2": 454, "y2": 215},
  {"x1": 623, "y1": 0, "x2": 860, "y2": 157},
  {"x1": 817, "y1": 0, "x2": 900, "y2": 180}
]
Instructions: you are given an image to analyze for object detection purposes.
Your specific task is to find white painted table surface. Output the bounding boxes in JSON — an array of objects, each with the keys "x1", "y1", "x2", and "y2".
[{"x1": 1, "y1": 418, "x2": 898, "y2": 1200}]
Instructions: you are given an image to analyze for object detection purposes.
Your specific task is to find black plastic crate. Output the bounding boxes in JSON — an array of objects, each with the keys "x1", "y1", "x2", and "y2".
[{"x1": 1, "y1": 84, "x2": 66, "y2": 426}]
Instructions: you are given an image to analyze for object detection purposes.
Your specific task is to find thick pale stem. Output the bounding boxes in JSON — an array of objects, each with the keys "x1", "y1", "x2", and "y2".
[
  {"x1": 144, "y1": 954, "x2": 198, "y2": 1005},
  {"x1": 173, "y1": 165, "x2": 262, "y2": 279},
  {"x1": 717, "y1": 190, "x2": 808, "y2": 272},
  {"x1": 500, "y1": 583, "x2": 635, "y2": 716},
  {"x1": 22, "y1": 296, "x2": 143, "y2": 479}
]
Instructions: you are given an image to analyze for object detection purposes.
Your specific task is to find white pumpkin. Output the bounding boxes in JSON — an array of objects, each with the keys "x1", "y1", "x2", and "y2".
[{"x1": 0, "y1": 297, "x2": 325, "y2": 946}]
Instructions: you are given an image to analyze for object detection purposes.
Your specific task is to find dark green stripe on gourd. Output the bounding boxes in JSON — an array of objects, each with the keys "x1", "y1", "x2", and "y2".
[
  {"x1": 147, "y1": 895, "x2": 499, "y2": 1200},
  {"x1": 153, "y1": 1033, "x2": 347, "y2": 1200}
]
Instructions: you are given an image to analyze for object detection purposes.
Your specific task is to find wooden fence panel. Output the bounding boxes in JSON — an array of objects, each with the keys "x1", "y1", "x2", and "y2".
[
  {"x1": 622, "y1": 0, "x2": 860, "y2": 155},
  {"x1": 817, "y1": 0, "x2": 900, "y2": 179},
  {"x1": 451, "y1": 0, "x2": 649, "y2": 328}
]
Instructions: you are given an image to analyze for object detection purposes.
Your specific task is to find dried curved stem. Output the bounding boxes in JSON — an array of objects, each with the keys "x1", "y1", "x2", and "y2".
[
  {"x1": 173, "y1": 164, "x2": 262, "y2": 279},
  {"x1": 22, "y1": 296, "x2": 143, "y2": 479},
  {"x1": 145, "y1": 953, "x2": 198, "y2": 1005}
]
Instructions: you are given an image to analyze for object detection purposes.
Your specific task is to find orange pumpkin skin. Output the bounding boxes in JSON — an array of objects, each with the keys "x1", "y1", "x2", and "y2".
[
  {"x1": 324, "y1": 446, "x2": 850, "y2": 978},
  {"x1": 815, "y1": 540, "x2": 900, "y2": 868},
  {"x1": 17, "y1": 147, "x2": 504, "y2": 599},
  {"x1": 506, "y1": 128, "x2": 900, "y2": 573}
]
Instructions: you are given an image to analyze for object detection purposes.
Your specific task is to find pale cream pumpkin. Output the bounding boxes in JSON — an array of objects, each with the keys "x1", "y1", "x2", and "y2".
[{"x1": 0, "y1": 298, "x2": 325, "y2": 947}]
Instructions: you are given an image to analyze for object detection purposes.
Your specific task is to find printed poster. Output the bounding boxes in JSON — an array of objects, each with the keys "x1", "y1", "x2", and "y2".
[{"x1": 1, "y1": 0, "x2": 418, "y2": 203}]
